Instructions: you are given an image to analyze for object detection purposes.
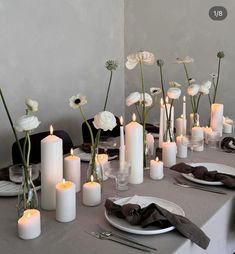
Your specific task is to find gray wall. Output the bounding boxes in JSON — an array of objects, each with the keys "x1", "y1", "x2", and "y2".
[
  {"x1": 0, "y1": 0, "x2": 124, "y2": 167},
  {"x1": 125, "y1": 0, "x2": 235, "y2": 126}
]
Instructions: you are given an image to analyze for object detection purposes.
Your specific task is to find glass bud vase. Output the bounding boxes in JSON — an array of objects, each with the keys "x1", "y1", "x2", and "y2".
[
  {"x1": 163, "y1": 120, "x2": 175, "y2": 143},
  {"x1": 17, "y1": 165, "x2": 38, "y2": 218},
  {"x1": 190, "y1": 112, "x2": 200, "y2": 128},
  {"x1": 86, "y1": 146, "x2": 103, "y2": 188}
]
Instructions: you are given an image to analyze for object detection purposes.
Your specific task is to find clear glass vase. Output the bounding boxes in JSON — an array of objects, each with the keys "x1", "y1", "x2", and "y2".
[
  {"x1": 163, "y1": 120, "x2": 175, "y2": 142},
  {"x1": 17, "y1": 165, "x2": 38, "y2": 218},
  {"x1": 86, "y1": 146, "x2": 103, "y2": 187},
  {"x1": 190, "y1": 112, "x2": 200, "y2": 128}
]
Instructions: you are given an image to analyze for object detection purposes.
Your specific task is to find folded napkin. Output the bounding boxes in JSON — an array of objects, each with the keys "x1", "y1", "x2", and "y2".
[
  {"x1": 171, "y1": 163, "x2": 235, "y2": 188},
  {"x1": 105, "y1": 198, "x2": 210, "y2": 250}
]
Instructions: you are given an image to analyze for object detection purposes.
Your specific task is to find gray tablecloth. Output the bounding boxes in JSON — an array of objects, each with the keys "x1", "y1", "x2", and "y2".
[{"x1": 0, "y1": 147, "x2": 235, "y2": 254}]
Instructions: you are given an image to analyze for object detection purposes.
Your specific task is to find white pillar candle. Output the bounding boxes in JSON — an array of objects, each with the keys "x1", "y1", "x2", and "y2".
[
  {"x1": 96, "y1": 153, "x2": 108, "y2": 180},
  {"x1": 41, "y1": 125, "x2": 63, "y2": 210},
  {"x1": 146, "y1": 133, "x2": 154, "y2": 156},
  {"x1": 210, "y1": 103, "x2": 224, "y2": 136},
  {"x1": 125, "y1": 113, "x2": 143, "y2": 184},
  {"x1": 150, "y1": 157, "x2": 164, "y2": 180},
  {"x1": 191, "y1": 126, "x2": 204, "y2": 151},
  {"x1": 162, "y1": 141, "x2": 176, "y2": 168},
  {"x1": 18, "y1": 209, "x2": 41, "y2": 240},
  {"x1": 56, "y1": 179, "x2": 76, "y2": 222},
  {"x1": 159, "y1": 98, "x2": 164, "y2": 148},
  {"x1": 176, "y1": 135, "x2": 187, "y2": 158},
  {"x1": 203, "y1": 126, "x2": 212, "y2": 144},
  {"x1": 64, "y1": 148, "x2": 81, "y2": 192},
  {"x1": 223, "y1": 122, "x2": 232, "y2": 134},
  {"x1": 119, "y1": 116, "x2": 126, "y2": 169},
  {"x1": 82, "y1": 175, "x2": 101, "y2": 206},
  {"x1": 176, "y1": 116, "x2": 184, "y2": 137},
  {"x1": 182, "y1": 96, "x2": 187, "y2": 135}
]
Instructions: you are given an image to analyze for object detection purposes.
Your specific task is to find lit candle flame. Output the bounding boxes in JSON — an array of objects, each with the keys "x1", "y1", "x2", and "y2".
[
  {"x1": 156, "y1": 157, "x2": 159, "y2": 162},
  {"x1": 183, "y1": 95, "x2": 186, "y2": 102},
  {"x1": 26, "y1": 212, "x2": 31, "y2": 218},
  {"x1": 70, "y1": 148, "x2": 74, "y2": 156},
  {"x1": 132, "y1": 113, "x2": 136, "y2": 122},
  {"x1": 90, "y1": 175, "x2": 94, "y2": 183},
  {"x1": 120, "y1": 116, "x2": 123, "y2": 126},
  {"x1": 50, "y1": 125, "x2": 53, "y2": 135},
  {"x1": 62, "y1": 178, "x2": 66, "y2": 185}
]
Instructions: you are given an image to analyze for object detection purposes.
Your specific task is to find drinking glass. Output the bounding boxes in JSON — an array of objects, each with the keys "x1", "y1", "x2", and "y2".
[{"x1": 182, "y1": 136, "x2": 204, "y2": 163}]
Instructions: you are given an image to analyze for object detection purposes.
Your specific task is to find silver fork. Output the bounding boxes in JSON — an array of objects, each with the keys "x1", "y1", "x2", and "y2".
[
  {"x1": 97, "y1": 225, "x2": 157, "y2": 251},
  {"x1": 85, "y1": 231, "x2": 151, "y2": 252},
  {"x1": 174, "y1": 178, "x2": 227, "y2": 195}
]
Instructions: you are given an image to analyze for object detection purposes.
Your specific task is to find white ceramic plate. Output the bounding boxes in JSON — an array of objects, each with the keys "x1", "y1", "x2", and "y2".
[
  {"x1": 73, "y1": 148, "x2": 117, "y2": 162},
  {"x1": 0, "y1": 181, "x2": 41, "y2": 197},
  {"x1": 105, "y1": 196, "x2": 185, "y2": 235},
  {"x1": 182, "y1": 162, "x2": 235, "y2": 186}
]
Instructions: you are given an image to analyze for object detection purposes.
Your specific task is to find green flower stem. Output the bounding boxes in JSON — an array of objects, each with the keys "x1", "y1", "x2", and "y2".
[
  {"x1": 208, "y1": 94, "x2": 212, "y2": 106},
  {"x1": 26, "y1": 132, "x2": 31, "y2": 167},
  {"x1": 0, "y1": 89, "x2": 27, "y2": 167},
  {"x1": 159, "y1": 64, "x2": 169, "y2": 123},
  {"x1": 103, "y1": 70, "x2": 113, "y2": 111},
  {"x1": 213, "y1": 58, "x2": 221, "y2": 103},
  {"x1": 168, "y1": 99, "x2": 174, "y2": 142},
  {"x1": 195, "y1": 93, "x2": 202, "y2": 114},
  {"x1": 183, "y1": 63, "x2": 194, "y2": 114},
  {"x1": 134, "y1": 104, "x2": 142, "y2": 123}
]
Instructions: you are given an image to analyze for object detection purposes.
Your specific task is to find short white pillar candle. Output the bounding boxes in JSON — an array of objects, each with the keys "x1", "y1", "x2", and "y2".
[
  {"x1": 162, "y1": 141, "x2": 176, "y2": 168},
  {"x1": 176, "y1": 135, "x2": 187, "y2": 158},
  {"x1": 210, "y1": 103, "x2": 224, "y2": 136},
  {"x1": 191, "y1": 126, "x2": 204, "y2": 151},
  {"x1": 18, "y1": 209, "x2": 41, "y2": 240},
  {"x1": 64, "y1": 148, "x2": 81, "y2": 192},
  {"x1": 203, "y1": 126, "x2": 212, "y2": 144},
  {"x1": 176, "y1": 117, "x2": 184, "y2": 137},
  {"x1": 82, "y1": 175, "x2": 101, "y2": 206},
  {"x1": 150, "y1": 157, "x2": 164, "y2": 180},
  {"x1": 56, "y1": 179, "x2": 76, "y2": 222},
  {"x1": 223, "y1": 122, "x2": 232, "y2": 134}
]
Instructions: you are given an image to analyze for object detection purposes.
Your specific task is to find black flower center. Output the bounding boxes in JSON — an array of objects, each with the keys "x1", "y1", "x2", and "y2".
[{"x1": 75, "y1": 98, "x2": 81, "y2": 104}]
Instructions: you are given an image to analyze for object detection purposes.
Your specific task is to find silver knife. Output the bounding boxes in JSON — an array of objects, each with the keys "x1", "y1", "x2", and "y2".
[
  {"x1": 97, "y1": 225, "x2": 157, "y2": 251},
  {"x1": 85, "y1": 231, "x2": 151, "y2": 252}
]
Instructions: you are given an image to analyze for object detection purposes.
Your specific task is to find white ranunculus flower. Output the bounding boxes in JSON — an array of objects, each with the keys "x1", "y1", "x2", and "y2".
[
  {"x1": 176, "y1": 56, "x2": 194, "y2": 64},
  {"x1": 126, "y1": 51, "x2": 155, "y2": 70},
  {"x1": 140, "y1": 93, "x2": 153, "y2": 107},
  {"x1": 93, "y1": 111, "x2": 117, "y2": 131},
  {"x1": 167, "y1": 87, "x2": 181, "y2": 100},
  {"x1": 69, "y1": 94, "x2": 87, "y2": 109},
  {"x1": 199, "y1": 86, "x2": 210, "y2": 95},
  {"x1": 187, "y1": 84, "x2": 200, "y2": 96},
  {"x1": 223, "y1": 116, "x2": 233, "y2": 124},
  {"x1": 15, "y1": 115, "x2": 41, "y2": 132},
  {"x1": 201, "y1": 80, "x2": 212, "y2": 89},
  {"x1": 150, "y1": 87, "x2": 161, "y2": 96},
  {"x1": 169, "y1": 81, "x2": 182, "y2": 87},
  {"x1": 126, "y1": 92, "x2": 141, "y2": 106},
  {"x1": 25, "y1": 98, "x2": 39, "y2": 112}
]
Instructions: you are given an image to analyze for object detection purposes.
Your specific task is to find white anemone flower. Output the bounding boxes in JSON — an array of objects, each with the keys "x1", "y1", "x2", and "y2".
[
  {"x1": 210, "y1": 73, "x2": 218, "y2": 79},
  {"x1": 126, "y1": 92, "x2": 141, "y2": 106},
  {"x1": 93, "y1": 111, "x2": 117, "y2": 131},
  {"x1": 169, "y1": 81, "x2": 182, "y2": 87},
  {"x1": 126, "y1": 51, "x2": 155, "y2": 70},
  {"x1": 201, "y1": 80, "x2": 212, "y2": 89},
  {"x1": 167, "y1": 87, "x2": 181, "y2": 100},
  {"x1": 25, "y1": 98, "x2": 39, "y2": 112},
  {"x1": 176, "y1": 56, "x2": 194, "y2": 64},
  {"x1": 187, "y1": 84, "x2": 200, "y2": 96},
  {"x1": 15, "y1": 115, "x2": 41, "y2": 132},
  {"x1": 150, "y1": 87, "x2": 161, "y2": 96},
  {"x1": 199, "y1": 81, "x2": 211, "y2": 95},
  {"x1": 69, "y1": 94, "x2": 87, "y2": 109},
  {"x1": 140, "y1": 93, "x2": 153, "y2": 107}
]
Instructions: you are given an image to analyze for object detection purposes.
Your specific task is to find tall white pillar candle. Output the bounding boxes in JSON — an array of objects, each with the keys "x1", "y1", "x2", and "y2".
[
  {"x1": 176, "y1": 116, "x2": 184, "y2": 137},
  {"x1": 41, "y1": 125, "x2": 63, "y2": 210},
  {"x1": 18, "y1": 209, "x2": 41, "y2": 240},
  {"x1": 82, "y1": 176, "x2": 101, "y2": 206},
  {"x1": 56, "y1": 179, "x2": 76, "y2": 222},
  {"x1": 125, "y1": 113, "x2": 143, "y2": 184},
  {"x1": 210, "y1": 103, "x2": 224, "y2": 136},
  {"x1": 119, "y1": 116, "x2": 126, "y2": 169},
  {"x1": 150, "y1": 157, "x2": 164, "y2": 180},
  {"x1": 64, "y1": 148, "x2": 81, "y2": 192},
  {"x1": 192, "y1": 126, "x2": 204, "y2": 151},
  {"x1": 176, "y1": 135, "x2": 187, "y2": 158},
  {"x1": 162, "y1": 141, "x2": 176, "y2": 168},
  {"x1": 146, "y1": 133, "x2": 154, "y2": 156}
]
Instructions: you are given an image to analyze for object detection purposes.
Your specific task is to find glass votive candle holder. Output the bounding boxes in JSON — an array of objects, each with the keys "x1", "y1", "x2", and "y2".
[
  {"x1": 207, "y1": 131, "x2": 220, "y2": 149},
  {"x1": 9, "y1": 164, "x2": 40, "y2": 183},
  {"x1": 117, "y1": 162, "x2": 130, "y2": 191}
]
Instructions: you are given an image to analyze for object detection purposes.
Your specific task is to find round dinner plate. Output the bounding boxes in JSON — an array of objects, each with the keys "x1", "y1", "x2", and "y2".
[
  {"x1": 182, "y1": 162, "x2": 235, "y2": 186},
  {"x1": 105, "y1": 196, "x2": 185, "y2": 235}
]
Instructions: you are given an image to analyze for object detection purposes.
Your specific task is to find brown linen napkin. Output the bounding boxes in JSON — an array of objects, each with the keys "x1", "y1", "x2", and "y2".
[
  {"x1": 171, "y1": 163, "x2": 235, "y2": 188},
  {"x1": 105, "y1": 199, "x2": 210, "y2": 250}
]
